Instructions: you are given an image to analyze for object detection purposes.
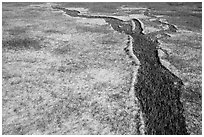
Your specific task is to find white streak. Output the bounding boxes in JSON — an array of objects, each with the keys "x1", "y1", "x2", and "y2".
[
  {"x1": 131, "y1": 18, "x2": 144, "y2": 33},
  {"x1": 137, "y1": 19, "x2": 144, "y2": 31},
  {"x1": 131, "y1": 20, "x2": 136, "y2": 32},
  {"x1": 127, "y1": 35, "x2": 140, "y2": 65}
]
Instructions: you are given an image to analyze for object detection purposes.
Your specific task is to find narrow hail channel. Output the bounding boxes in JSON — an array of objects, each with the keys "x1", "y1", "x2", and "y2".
[{"x1": 51, "y1": 6, "x2": 189, "y2": 135}]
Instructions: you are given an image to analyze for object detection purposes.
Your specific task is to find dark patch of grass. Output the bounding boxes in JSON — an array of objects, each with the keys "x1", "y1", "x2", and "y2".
[
  {"x1": 56, "y1": 60, "x2": 88, "y2": 74},
  {"x1": 100, "y1": 39, "x2": 119, "y2": 45},
  {"x1": 58, "y1": 2, "x2": 90, "y2": 8},
  {"x1": 53, "y1": 43, "x2": 73, "y2": 55},
  {"x1": 167, "y1": 2, "x2": 201, "y2": 7},
  {"x1": 168, "y1": 16, "x2": 201, "y2": 31},
  {"x1": 129, "y1": 10, "x2": 142, "y2": 14},
  {"x1": 130, "y1": 2, "x2": 201, "y2": 12},
  {"x1": 168, "y1": 2, "x2": 187, "y2": 6},
  {"x1": 2, "y1": 7, "x2": 12, "y2": 11},
  {"x1": 7, "y1": 27, "x2": 27, "y2": 36},
  {"x1": 3, "y1": 123, "x2": 31, "y2": 135},
  {"x1": 75, "y1": 24, "x2": 111, "y2": 34},
  {"x1": 151, "y1": 10, "x2": 202, "y2": 30},
  {"x1": 145, "y1": 3, "x2": 202, "y2": 31},
  {"x1": 44, "y1": 29, "x2": 64, "y2": 34},
  {"x1": 2, "y1": 38, "x2": 41, "y2": 51},
  {"x1": 2, "y1": 21, "x2": 8, "y2": 26},
  {"x1": 87, "y1": 3, "x2": 121, "y2": 13}
]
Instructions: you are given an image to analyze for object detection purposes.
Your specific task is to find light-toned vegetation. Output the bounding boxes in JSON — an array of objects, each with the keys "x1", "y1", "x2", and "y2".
[
  {"x1": 2, "y1": 3, "x2": 140, "y2": 135},
  {"x1": 2, "y1": 2, "x2": 201, "y2": 135}
]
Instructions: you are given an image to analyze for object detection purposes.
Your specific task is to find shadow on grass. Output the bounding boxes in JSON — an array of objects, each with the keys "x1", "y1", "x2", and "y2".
[
  {"x1": 3, "y1": 38, "x2": 42, "y2": 51},
  {"x1": 7, "y1": 27, "x2": 27, "y2": 36}
]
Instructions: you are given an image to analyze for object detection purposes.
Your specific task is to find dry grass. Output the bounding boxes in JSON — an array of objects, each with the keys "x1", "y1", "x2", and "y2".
[
  {"x1": 2, "y1": 2, "x2": 202, "y2": 135},
  {"x1": 2, "y1": 3, "x2": 140, "y2": 135}
]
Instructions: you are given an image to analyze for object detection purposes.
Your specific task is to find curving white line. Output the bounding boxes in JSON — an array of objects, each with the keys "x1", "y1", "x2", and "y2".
[
  {"x1": 126, "y1": 35, "x2": 140, "y2": 65},
  {"x1": 125, "y1": 35, "x2": 146, "y2": 135}
]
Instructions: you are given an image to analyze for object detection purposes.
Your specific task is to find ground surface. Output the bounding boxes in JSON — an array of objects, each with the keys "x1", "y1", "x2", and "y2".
[{"x1": 2, "y1": 2, "x2": 202, "y2": 135}]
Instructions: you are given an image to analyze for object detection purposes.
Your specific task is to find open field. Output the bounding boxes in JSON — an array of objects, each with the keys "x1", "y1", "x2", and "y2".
[{"x1": 2, "y1": 2, "x2": 202, "y2": 135}]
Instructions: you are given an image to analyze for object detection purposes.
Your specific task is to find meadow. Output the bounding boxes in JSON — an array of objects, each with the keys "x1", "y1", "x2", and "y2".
[{"x1": 2, "y1": 2, "x2": 201, "y2": 134}]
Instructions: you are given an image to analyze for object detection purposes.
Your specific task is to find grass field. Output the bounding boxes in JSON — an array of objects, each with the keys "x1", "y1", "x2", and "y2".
[{"x1": 2, "y1": 2, "x2": 202, "y2": 135}]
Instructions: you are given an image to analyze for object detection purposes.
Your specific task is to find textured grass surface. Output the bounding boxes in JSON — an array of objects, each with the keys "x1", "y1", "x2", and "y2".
[
  {"x1": 59, "y1": 2, "x2": 201, "y2": 31},
  {"x1": 2, "y1": 3, "x2": 140, "y2": 135},
  {"x1": 2, "y1": 2, "x2": 202, "y2": 135}
]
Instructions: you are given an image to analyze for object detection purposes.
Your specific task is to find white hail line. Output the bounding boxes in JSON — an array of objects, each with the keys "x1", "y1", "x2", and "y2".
[
  {"x1": 126, "y1": 35, "x2": 146, "y2": 135},
  {"x1": 127, "y1": 35, "x2": 140, "y2": 65}
]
